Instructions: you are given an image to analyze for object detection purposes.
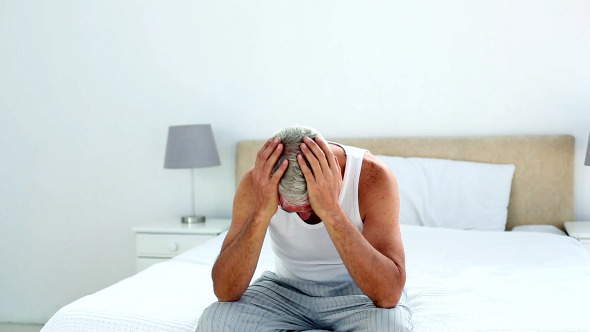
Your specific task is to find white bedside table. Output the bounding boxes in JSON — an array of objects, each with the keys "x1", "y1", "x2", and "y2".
[
  {"x1": 132, "y1": 218, "x2": 231, "y2": 272},
  {"x1": 564, "y1": 221, "x2": 590, "y2": 255}
]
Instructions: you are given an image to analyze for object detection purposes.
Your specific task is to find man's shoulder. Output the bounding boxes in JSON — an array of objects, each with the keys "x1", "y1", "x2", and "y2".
[
  {"x1": 357, "y1": 152, "x2": 399, "y2": 224},
  {"x1": 359, "y1": 152, "x2": 397, "y2": 192},
  {"x1": 362, "y1": 152, "x2": 393, "y2": 176}
]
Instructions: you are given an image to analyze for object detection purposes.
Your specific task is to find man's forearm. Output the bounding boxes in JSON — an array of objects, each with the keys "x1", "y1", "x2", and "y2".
[
  {"x1": 211, "y1": 215, "x2": 270, "y2": 302},
  {"x1": 324, "y1": 212, "x2": 405, "y2": 308}
]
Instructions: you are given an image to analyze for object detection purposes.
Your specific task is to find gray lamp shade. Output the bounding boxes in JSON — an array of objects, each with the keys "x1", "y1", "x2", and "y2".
[
  {"x1": 164, "y1": 124, "x2": 221, "y2": 169},
  {"x1": 585, "y1": 132, "x2": 590, "y2": 166}
]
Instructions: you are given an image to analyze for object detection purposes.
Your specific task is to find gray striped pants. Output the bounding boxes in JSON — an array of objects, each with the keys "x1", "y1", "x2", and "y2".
[{"x1": 197, "y1": 271, "x2": 412, "y2": 332}]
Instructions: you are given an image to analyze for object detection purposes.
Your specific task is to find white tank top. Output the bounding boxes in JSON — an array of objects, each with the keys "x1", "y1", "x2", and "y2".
[{"x1": 269, "y1": 143, "x2": 367, "y2": 285}]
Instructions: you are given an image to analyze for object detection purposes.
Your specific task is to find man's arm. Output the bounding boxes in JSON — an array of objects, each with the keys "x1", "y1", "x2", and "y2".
[
  {"x1": 298, "y1": 137, "x2": 406, "y2": 308},
  {"x1": 211, "y1": 138, "x2": 288, "y2": 302}
]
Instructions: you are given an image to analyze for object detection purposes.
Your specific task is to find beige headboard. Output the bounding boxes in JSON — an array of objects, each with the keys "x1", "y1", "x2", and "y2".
[{"x1": 236, "y1": 135, "x2": 574, "y2": 230}]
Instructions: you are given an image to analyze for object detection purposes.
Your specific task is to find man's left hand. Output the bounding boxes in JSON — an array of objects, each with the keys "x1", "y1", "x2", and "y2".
[{"x1": 297, "y1": 136, "x2": 343, "y2": 221}]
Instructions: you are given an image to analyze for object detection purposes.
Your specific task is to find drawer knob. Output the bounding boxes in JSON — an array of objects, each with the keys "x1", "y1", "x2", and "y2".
[{"x1": 168, "y1": 242, "x2": 179, "y2": 252}]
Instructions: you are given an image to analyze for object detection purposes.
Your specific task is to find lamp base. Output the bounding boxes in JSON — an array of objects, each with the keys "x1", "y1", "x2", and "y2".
[{"x1": 181, "y1": 215, "x2": 206, "y2": 224}]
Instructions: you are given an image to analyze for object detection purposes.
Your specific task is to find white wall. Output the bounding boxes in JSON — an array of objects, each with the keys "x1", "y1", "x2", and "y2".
[{"x1": 1, "y1": 0, "x2": 589, "y2": 323}]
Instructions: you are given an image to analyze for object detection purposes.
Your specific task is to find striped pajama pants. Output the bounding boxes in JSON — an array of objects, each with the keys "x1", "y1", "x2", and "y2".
[{"x1": 196, "y1": 271, "x2": 412, "y2": 332}]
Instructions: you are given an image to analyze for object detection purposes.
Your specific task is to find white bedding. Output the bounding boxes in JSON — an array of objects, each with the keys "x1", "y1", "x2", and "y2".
[
  {"x1": 403, "y1": 226, "x2": 590, "y2": 331},
  {"x1": 43, "y1": 226, "x2": 590, "y2": 332}
]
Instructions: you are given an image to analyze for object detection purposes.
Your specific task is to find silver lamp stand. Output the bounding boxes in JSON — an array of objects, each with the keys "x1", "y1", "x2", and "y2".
[{"x1": 182, "y1": 169, "x2": 206, "y2": 224}]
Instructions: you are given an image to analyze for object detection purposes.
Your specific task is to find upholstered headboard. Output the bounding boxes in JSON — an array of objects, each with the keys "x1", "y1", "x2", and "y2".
[{"x1": 236, "y1": 135, "x2": 574, "y2": 230}]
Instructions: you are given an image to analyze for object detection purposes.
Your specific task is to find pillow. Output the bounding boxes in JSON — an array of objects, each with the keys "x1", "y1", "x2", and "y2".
[{"x1": 377, "y1": 156, "x2": 515, "y2": 231}]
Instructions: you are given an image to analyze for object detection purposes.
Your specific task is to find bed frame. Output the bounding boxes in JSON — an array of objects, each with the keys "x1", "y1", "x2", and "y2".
[
  {"x1": 236, "y1": 135, "x2": 574, "y2": 230},
  {"x1": 42, "y1": 134, "x2": 583, "y2": 332}
]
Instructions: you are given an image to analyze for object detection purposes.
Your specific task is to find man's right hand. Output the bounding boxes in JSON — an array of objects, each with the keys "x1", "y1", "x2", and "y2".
[
  {"x1": 212, "y1": 137, "x2": 288, "y2": 302},
  {"x1": 251, "y1": 137, "x2": 288, "y2": 221}
]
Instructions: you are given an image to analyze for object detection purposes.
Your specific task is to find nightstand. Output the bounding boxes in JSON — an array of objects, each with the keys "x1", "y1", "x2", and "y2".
[
  {"x1": 564, "y1": 221, "x2": 590, "y2": 255},
  {"x1": 132, "y1": 218, "x2": 231, "y2": 272}
]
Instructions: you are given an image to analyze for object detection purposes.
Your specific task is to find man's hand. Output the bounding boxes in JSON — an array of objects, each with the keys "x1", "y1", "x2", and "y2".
[
  {"x1": 212, "y1": 137, "x2": 288, "y2": 302},
  {"x1": 252, "y1": 137, "x2": 288, "y2": 221},
  {"x1": 297, "y1": 136, "x2": 343, "y2": 221},
  {"x1": 299, "y1": 137, "x2": 406, "y2": 308}
]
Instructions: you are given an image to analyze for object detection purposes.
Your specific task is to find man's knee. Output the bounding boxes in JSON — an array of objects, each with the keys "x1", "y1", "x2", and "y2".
[
  {"x1": 196, "y1": 301, "x2": 234, "y2": 332},
  {"x1": 197, "y1": 300, "x2": 283, "y2": 332}
]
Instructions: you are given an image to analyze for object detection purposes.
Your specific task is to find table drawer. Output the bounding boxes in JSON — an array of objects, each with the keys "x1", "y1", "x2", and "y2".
[{"x1": 136, "y1": 233, "x2": 214, "y2": 258}]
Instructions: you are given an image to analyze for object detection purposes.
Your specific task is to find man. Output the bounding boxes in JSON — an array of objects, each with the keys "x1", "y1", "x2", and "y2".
[{"x1": 197, "y1": 125, "x2": 411, "y2": 332}]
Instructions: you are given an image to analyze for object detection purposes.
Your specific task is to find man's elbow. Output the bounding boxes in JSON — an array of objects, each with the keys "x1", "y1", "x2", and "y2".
[
  {"x1": 213, "y1": 282, "x2": 244, "y2": 302},
  {"x1": 373, "y1": 296, "x2": 400, "y2": 309},
  {"x1": 215, "y1": 293, "x2": 241, "y2": 302},
  {"x1": 372, "y1": 291, "x2": 402, "y2": 309},
  {"x1": 373, "y1": 269, "x2": 406, "y2": 308}
]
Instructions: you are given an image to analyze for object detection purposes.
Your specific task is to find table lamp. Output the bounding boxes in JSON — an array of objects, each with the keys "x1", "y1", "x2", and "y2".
[{"x1": 164, "y1": 124, "x2": 221, "y2": 223}]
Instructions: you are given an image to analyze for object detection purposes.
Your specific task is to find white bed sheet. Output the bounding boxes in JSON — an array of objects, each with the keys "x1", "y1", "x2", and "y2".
[
  {"x1": 402, "y1": 225, "x2": 590, "y2": 332},
  {"x1": 43, "y1": 226, "x2": 590, "y2": 332}
]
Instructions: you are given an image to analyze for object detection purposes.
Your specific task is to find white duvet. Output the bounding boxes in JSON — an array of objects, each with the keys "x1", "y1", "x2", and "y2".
[{"x1": 43, "y1": 225, "x2": 590, "y2": 332}]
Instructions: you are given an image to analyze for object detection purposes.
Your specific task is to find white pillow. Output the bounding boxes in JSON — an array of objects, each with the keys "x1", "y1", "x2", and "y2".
[{"x1": 377, "y1": 156, "x2": 515, "y2": 231}]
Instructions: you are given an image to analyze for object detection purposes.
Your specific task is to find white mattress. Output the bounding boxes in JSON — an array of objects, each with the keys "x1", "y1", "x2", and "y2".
[
  {"x1": 402, "y1": 225, "x2": 590, "y2": 331},
  {"x1": 43, "y1": 225, "x2": 590, "y2": 332}
]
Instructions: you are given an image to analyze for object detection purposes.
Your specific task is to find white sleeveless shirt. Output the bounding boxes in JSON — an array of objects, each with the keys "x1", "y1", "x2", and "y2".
[{"x1": 269, "y1": 143, "x2": 367, "y2": 285}]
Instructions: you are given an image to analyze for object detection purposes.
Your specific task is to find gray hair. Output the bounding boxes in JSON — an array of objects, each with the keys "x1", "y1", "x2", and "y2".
[{"x1": 271, "y1": 125, "x2": 323, "y2": 206}]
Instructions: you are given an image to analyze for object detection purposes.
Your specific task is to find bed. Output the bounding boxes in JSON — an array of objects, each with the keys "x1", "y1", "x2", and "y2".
[{"x1": 43, "y1": 135, "x2": 590, "y2": 332}]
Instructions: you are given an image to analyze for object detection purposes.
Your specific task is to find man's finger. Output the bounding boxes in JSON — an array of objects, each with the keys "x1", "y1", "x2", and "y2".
[
  {"x1": 256, "y1": 137, "x2": 280, "y2": 167},
  {"x1": 303, "y1": 137, "x2": 328, "y2": 164},
  {"x1": 265, "y1": 142, "x2": 284, "y2": 175},
  {"x1": 332, "y1": 155, "x2": 341, "y2": 178},
  {"x1": 271, "y1": 159, "x2": 289, "y2": 184},
  {"x1": 255, "y1": 138, "x2": 272, "y2": 161},
  {"x1": 314, "y1": 137, "x2": 338, "y2": 172},
  {"x1": 297, "y1": 154, "x2": 314, "y2": 181},
  {"x1": 300, "y1": 142, "x2": 323, "y2": 178},
  {"x1": 302, "y1": 137, "x2": 331, "y2": 177}
]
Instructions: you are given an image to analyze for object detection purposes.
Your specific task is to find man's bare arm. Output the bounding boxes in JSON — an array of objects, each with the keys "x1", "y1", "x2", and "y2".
[
  {"x1": 211, "y1": 138, "x2": 288, "y2": 302},
  {"x1": 298, "y1": 137, "x2": 406, "y2": 308}
]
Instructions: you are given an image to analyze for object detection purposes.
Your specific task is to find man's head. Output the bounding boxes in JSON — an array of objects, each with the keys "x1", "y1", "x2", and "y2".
[{"x1": 271, "y1": 125, "x2": 322, "y2": 215}]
